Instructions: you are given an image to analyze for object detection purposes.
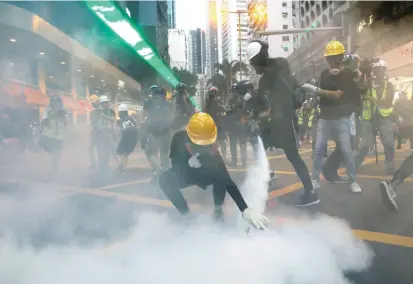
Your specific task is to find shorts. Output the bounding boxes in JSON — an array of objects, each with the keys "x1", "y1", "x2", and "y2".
[
  {"x1": 116, "y1": 131, "x2": 138, "y2": 156},
  {"x1": 40, "y1": 135, "x2": 62, "y2": 154}
]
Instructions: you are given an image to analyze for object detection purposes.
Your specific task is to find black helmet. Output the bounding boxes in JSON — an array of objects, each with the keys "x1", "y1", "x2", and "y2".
[
  {"x1": 176, "y1": 83, "x2": 187, "y2": 91},
  {"x1": 231, "y1": 83, "x2": 238, "y2": 93},
  {"x1": 235, "y1": 80, "x2": 254, "y2": 94}
]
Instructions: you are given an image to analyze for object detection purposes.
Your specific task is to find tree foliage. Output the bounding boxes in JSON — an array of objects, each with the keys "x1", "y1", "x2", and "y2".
[{"x1": 172, "y1": 67, "x2": 198, "y2": 95}]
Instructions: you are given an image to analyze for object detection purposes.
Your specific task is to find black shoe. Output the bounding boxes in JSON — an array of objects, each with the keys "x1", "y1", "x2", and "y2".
[
  {"x1": 296, "y1": 191, "x2": 320, "y2": 207},
  {"x1": 213, "y1": 207, "x2": 224, "y2": 222},
  {"x1": 380, "y1": 181, "x2": 398, "y2": 211},
  {"x1": 323, "y1": 174, "x2": 347, "y2": 184}
]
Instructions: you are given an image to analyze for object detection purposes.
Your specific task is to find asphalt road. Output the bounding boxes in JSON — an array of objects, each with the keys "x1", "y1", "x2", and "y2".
[{"x1": 1, "y1": 141, "x2": 412, "y2": 284}]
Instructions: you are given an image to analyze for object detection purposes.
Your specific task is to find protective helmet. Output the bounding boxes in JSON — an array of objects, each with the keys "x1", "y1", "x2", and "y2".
[
  {"x1": 176, "y1": 83, "x2": 187, "y2": 91},
  {"x1": 89, "y1": 94, "x2": 99, "y2": 103},
  {"x1": 186, "y1": 112, "x2": 217, "y2": 146},
  {"x1": 247, "y1": 41, "x2": 263, "y2": 61},
  {"x1": 236, "y1": 80, "x2": 254, "y2": 94},
  {"x1": 99, "y1": 95, "x2": 110, "y2": 102},
  {"x1": 324, "y1": 40, "x2": 345, "y2": 57},
  {"x1": 208, "y1": 86, "x2": 219, "y2": 95},
  {"x1": 372, "y1": 59, "x2": 387, "y2": 68},
  {"x1": 153, "y1": 87, "x2": 166, "y2": 97},
  {"x1": 118, "y1": 103, "x2": 128, "y2": 112},
  {"x1": 149, "y1": 85, "x2": 158, "y2": 93}
]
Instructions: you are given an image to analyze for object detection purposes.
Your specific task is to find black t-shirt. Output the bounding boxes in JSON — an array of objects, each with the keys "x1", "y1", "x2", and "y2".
[
  {"x1": 169, "y1": 130, "x2": 248, "y2": 212},
  {"x1": 319, "y1": 68, "x2": 359, "y2": 120}
]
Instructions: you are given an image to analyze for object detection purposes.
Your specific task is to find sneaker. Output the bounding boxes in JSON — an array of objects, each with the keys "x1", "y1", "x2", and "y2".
[
  {"x1": 380, "y1": 181, "x2": 398, "y2": 211},
  {"x1": 312, "y1": 179, "x2": 320, "y2": 189},
  {"x1": 323, "y1": 173, "x2": 347, "y2": 184},
  {"x1": 296, "y1": 191, "x2": 320, "y2": 207},
  {"x1": 269, "y1": 170, "x2": 276, "y2": 180},
  {"x1": 213, "y1": 207, "x2": 224, "y2": 222},
  {"x1": 350, "y1": 182, "x2": 362, "y2": 193}
]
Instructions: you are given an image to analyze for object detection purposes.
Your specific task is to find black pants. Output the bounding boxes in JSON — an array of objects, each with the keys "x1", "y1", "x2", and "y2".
[
  {"x1": 227, "y1": 123, "x2": 247, "y2": 165},
  {"x1": 159, "y1": 168, "x2": 227, "y2": 214},
  {"x1": 266, "y1": 118, "x2": 314, "y2": 194},
  {"x1": 392, "y1": 152, "x2": 413, "y2": 185}
]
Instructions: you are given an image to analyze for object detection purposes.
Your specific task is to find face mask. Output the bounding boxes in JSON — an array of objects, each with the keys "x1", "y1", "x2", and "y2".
[
  {"x1": 329, "y1": 69, "x2": 340, "y2": 75},
  {"x1": 190, "y1": 143, "x2": 215, "y2": 155}
]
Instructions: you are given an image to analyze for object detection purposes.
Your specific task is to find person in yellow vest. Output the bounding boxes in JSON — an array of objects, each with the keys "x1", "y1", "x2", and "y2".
[
  {"x1": 297, "y1": 99, "x2": 312, "y2": 145},
  {"x1": 355, "y1": 59, "x2": 396, "y2": 174}
]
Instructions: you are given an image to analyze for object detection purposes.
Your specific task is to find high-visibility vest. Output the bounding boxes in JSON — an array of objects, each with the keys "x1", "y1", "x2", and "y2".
[
  {"x1": 297, "y1": 109, "x2": 304, "y2": 125},
  {"x1": 362, "y1": 82, "x2": 393, "y2": 120},
  {"x1": 308, "y1": 108, "x2": 316, "y2": 128}
]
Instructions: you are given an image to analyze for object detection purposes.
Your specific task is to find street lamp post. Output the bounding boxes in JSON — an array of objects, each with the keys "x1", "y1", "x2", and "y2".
[{"x1": 221, "y1": 9, "x2": 248, "y2": 80}]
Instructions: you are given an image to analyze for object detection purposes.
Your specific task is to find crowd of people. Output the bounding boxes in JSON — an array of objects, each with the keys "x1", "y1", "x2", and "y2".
[{"x1": 3, "y1": 38, "x2": 413, "y2": 229}]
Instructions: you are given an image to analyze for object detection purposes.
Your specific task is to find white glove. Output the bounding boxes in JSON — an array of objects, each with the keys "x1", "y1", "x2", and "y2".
[
  {"x1": 242, "y1": 208, "x2": 269, "y2": 230},
  {"x1": 188, "y1": 153, "x2": 201, "y2": 168},
  {"x1": 244, "y1": 93, "x2": 252, "y2": 102},
  {"x1": 301, "y1": 83, "x2": 318, "y2": 93}
]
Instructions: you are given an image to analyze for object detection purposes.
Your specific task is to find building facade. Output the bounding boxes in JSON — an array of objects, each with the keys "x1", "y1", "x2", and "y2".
[
  {"x1": 167, "y1": 0, "x2": 176, "y2": 29},
  {"x1": 205, "y1": 0, "x2": 219, "y2": 77},
  {"x1": 287, "y1": 1, "x2": 349, "y2": 82},
  {"x1": 265, "y1": 0, "x2": 295, "y2": 58},
  {"x1": 219, "y1": 0, "x2": 249, "y2": 63},
  {"x1": 186, "y1": 29, "x2": 206, "y2": 74},
  {"x1": 168, "y1": 29, "x2": 187, "y2": 70}
]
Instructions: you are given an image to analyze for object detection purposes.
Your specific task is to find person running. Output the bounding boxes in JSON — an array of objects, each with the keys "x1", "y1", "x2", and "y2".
[
  {"x1": 246, "y1": 40, "x2": 317, "y2": 206},
  {"x1": 116, "y1": 103, "x2": 138, "y2": 174},
  {"x1": 158, "y1": 112, "x2": 269, "y2": 229}
]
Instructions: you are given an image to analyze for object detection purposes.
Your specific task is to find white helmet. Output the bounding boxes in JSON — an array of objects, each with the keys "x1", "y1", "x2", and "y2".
[
  {"x1": 246, "y1": 41, "x2": 262, "y2": 61},
  {"x1": 118, "y1": 103, "x2": 128, "y2": 112},
  {"x1": 99, "y1": 95, "x2": 110, "y2": 102},
  {"x1": 372, "y1": 59, "x2": 387, "y2": 68}
]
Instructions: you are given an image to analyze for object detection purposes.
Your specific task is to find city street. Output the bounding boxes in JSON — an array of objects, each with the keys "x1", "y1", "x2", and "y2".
[{"x1": 1, "y1": 141, "x2": 413, "y2": 283}]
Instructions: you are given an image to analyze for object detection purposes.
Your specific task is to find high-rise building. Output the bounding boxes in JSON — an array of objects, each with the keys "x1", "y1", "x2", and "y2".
[
  {"x1": 219, "y1": 0, "x2": 249, "y2": 63},
  {"x1": 117, "y1": 1, "x2": 170, "y2": 67},
  {"x1": 205, "y1": 0, "x2": 219, "y2": 77},
  {"x1": 266, "y1": 0, "x2": 294, "y2": 57},
  {"x1": 186, "y1": 29, "x2": 206, "y2": 74},
  {"x1": 167, "y1": 0, "x2": 176, "y2": 29},
  {"x1": 168, "y1": 29, "x2": 187, "y2": 70}
]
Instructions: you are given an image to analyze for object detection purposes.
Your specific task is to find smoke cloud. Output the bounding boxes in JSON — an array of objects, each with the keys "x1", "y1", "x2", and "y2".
[{"x1": 0, "y1": 139, "x2": 373, "y2": 284}]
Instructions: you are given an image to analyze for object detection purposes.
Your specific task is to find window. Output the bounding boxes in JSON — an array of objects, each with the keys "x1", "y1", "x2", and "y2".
[
  {"x1": 282, "y1": 2, "x2": 287, "y2": 7},
  {"x1": 284, "y1": 46, "x2": 289, "y2": 52},
  {"x1": 282, "y1": 36, "x2": 290, "y2": 41},
  {"x1": 282, "y1": 12, "x2": 288, "y2": 18},
  {"x1": 283, "y1": 25, "x2": 288, "y2": 29}
]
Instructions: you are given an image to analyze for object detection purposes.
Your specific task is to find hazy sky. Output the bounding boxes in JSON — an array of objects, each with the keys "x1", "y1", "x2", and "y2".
[{"x1": 176, "y1": 0, "x2": 207, "y2": 30}]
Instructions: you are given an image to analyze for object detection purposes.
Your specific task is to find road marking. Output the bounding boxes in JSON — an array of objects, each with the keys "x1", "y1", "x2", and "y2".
[
  {"x1": 96, "y1": 178, "x2": 151, "y2": 191},
  {"x1": 353, "y1": 230, "x2": 413, "y2": 248},
  {"x1": 268, "y1": 157, "x2": 379, "y2": 200}
]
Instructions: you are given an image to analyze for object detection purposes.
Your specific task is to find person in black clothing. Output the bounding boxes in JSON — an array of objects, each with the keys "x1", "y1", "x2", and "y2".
[
  {"x1": 116, "y1": 104, "x2": 138, "y2": 174},
  {"x1": 246, "y1": 40, "x2": 317, "y2": 207},
  {"x1": 203, "y1": 86, "x2": 227, "y2": 159},
  {"x1": 301, "y1": 40, "x2": 362, "y2": 194},
  {"x1": 171, "y1": 83, "x2": 195, "y2": 132},
  {"x1": 225, "y1": 83, "x2": 248, "y2": 167},
  {"x1": 158, "y1": 112, "x2": 269, "y2": 229}
]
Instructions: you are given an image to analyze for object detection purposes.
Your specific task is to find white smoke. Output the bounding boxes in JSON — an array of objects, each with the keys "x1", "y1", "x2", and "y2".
[{"x1": 0, "y1": 138, "x2": 374, "y2": 284}]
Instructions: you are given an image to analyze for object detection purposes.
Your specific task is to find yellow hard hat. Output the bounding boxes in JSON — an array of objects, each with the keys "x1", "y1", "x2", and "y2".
[
  {"x1": 186, "y1": 112, "x2": 217, "y2": 146},
  {"x1": 89, "y1": 94, "x2": 99, "y2": 103},
  {"x1": 324, "y1": 40, "x2": 345, "y2": 57}
]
